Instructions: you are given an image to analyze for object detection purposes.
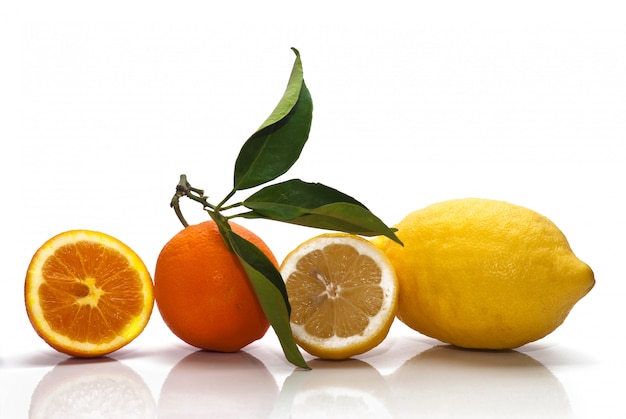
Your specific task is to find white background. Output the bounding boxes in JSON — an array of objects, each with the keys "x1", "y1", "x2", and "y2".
[{"x1": 1, "y1": 1, "x2": 624, "y2": 417}]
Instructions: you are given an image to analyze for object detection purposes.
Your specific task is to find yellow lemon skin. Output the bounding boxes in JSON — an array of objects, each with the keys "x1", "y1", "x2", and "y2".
[{"x1": 373, "y1": 198, "x2": 595, "y2": 349}]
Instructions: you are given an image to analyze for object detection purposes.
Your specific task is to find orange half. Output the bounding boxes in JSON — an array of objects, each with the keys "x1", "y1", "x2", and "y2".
[{"x1": 25, "y1": 230, "x2": 154, "y2": 357}]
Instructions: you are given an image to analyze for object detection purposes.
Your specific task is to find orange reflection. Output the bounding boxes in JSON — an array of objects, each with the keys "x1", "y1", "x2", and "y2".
[
  {"x1": 29, "y1": 357, "x2": 155, "y2": 418},
  {"x1": 158, "y1": 350, "x2": 278, "y2": 418}
]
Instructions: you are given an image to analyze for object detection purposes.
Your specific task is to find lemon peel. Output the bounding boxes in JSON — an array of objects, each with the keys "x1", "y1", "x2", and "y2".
[{"x1": 373, "y1": 198, "x2": 595, "y2": 349}]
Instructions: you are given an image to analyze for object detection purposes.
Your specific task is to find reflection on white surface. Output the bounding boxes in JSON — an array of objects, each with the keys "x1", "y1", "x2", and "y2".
[
  {"x1": 4, "y1": 334, "x2": 605, "y2": 417},
  {"x1": 158, "y1": 350, "x2": 278, "y2": 418},
  {"x1": 387, "y1": 345, "x2": 573, "y2": 419},
  {"x1": 273, "y1": 359, "x2": 393, "y2": 419},
  {"x1": 29, "y1": 357, "x2": 155, "y2": 419}
]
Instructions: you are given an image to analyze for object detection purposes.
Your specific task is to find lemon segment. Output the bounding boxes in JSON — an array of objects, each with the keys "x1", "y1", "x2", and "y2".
[
  {"x1": 373, "y1": 198, "x2": 595, "y2": 349},
  {"x1": 281, "y1": 233, "x2": 398, "y2": 359}
]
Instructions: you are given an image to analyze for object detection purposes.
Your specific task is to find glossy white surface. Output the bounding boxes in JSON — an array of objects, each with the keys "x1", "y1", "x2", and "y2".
[
  {"x1": 2, "y1": 1, "x2": 625, "y2": 417},
  {"x1": 2, "y1": 318, "x2": 623, "y2": 418}
]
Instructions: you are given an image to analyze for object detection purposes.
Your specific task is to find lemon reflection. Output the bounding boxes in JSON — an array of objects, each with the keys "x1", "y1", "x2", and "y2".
[
  {"x1": 29, "y1": 358, "x2": 155, "y2": 419},
  {"x1": 158, "y1": 350, "x2": 278, "y2": 418},
  {"x1": 388, "y1": 346, "x2": 573, "y2": 419},
  {"x1": 275, "y1": 359, "x2": 392, "y2": 419}
]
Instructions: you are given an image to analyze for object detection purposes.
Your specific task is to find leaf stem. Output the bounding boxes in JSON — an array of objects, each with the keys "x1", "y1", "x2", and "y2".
[
  {"x1": 220, "y1": 202, "x2": 243, "y2": 212},
  {"x1": 215, "y1": 188, "x2": 237, "y2": 211}
]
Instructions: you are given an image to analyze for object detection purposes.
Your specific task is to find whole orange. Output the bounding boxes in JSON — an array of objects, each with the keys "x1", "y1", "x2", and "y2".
[{"x1": 154, "y1": 221, "x2": 276, "y2": 352}]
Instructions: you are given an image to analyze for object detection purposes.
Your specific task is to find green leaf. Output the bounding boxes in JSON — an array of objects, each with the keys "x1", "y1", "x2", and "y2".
[
  {"x1": 233, "y1": 48, "x2": 313, "y2": 191},
  {"x1": 243, "y1": 179, "x2": 365, "y2": 219},
  {"x1": 242, "y1": 179, "x2": 403, "y2": 244},
  {"x1": 257, "y1": 48, "x2": 305, "y2": 131},
  {"x1": 215, "y1": 218, "x2": 309, "y2": 370}
]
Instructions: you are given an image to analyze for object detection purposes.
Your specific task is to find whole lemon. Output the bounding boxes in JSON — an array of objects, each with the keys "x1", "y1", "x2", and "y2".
[{"x1": 373, "y1": 198, "x2": 595, "y2": 349}]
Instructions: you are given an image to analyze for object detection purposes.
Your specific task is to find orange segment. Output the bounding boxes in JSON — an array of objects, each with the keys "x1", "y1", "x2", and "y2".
[
  {"x1": 25, "y1": 230, "x2": 154, "y2": 357},
  {"x1": 281, "y1": 233, "x2": 398, "y2": 360}
]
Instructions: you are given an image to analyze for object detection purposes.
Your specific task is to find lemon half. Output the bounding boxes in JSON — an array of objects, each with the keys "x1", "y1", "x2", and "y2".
[{"x1": 281, "y1": 233, "x2": 398, "y2": 359}]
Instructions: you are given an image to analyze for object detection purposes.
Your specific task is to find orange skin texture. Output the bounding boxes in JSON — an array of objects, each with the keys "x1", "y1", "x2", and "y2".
[{"x1": 154, "y1": 221, "x2": 277, "y2": 352}]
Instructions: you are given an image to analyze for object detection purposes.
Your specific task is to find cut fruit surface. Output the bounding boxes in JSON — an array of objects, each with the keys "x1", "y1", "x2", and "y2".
[
  {"x1": 24, "y1": 230, "x2": 154, "y2": 357},
  {"x1": 281, "y1": 233, "x2": 398, "y2": 359}
]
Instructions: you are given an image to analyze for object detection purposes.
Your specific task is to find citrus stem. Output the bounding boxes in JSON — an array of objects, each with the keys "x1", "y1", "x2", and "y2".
[{"x1": 171, "y1": 174, "x2": 216, "y2": 228}]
